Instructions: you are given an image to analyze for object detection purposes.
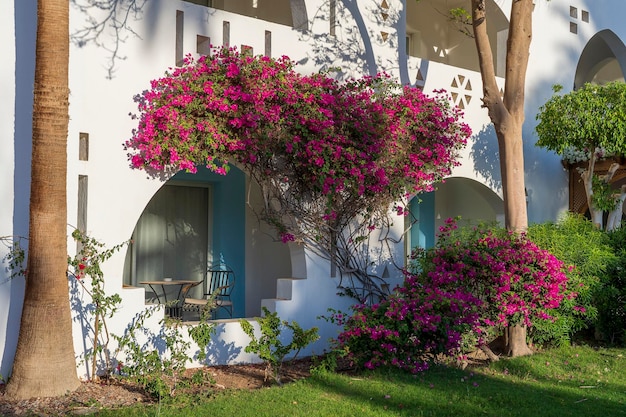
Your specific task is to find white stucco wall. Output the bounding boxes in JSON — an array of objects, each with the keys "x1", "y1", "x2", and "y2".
[
  {"x1": 3, "y1": 0, "x2": 625, "y2": 380},
  {"x1": 0, "y1": 0, "x2": 36, "y2": 382},
  {"x1": 0, "y1": 0, "x2": 18, "y2": 382}
]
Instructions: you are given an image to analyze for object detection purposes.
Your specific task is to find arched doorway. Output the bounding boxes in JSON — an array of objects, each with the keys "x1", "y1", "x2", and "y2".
[
  {"x1": 122, "y1": 165, "x2": 296, "y2": 318},
  {"x1": 122, "y1": 166, "x2": 246, "y2": 318}
]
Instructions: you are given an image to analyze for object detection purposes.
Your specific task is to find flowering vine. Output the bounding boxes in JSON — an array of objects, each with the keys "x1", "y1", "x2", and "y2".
[{"x1": 126, "y1": 46, "x2": 470, "y2": 301}]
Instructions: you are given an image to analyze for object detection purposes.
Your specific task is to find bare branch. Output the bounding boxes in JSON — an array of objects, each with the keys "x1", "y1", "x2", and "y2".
[{"x1": 71, "y1": 0, "x2": 146, "y2": 79}]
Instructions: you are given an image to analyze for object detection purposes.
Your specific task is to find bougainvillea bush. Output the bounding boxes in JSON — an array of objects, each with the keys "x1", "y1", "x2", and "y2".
[
  {"x1": 125, "y1": 47, "x2": 470, "y2": 300},
  {"x1": 330, "y1": 219, "x2": 577, "y2": 372}
]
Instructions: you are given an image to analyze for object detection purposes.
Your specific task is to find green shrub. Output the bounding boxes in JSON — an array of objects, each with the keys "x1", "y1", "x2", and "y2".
[
  {"x1": 527, "y1": 213, "x2": 610, "y2": 346},
  {"x1": 599, "y1": 227, "x2": 626, "y2": 345},
  {"x1": 240, "y1": 307, "x2": 319, "y2": 385}
]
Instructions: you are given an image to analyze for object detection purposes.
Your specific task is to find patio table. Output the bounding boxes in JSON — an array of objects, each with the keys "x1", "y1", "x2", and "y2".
[{"x1": 140, "y1": 279, "x2": 201, "y2": 319}]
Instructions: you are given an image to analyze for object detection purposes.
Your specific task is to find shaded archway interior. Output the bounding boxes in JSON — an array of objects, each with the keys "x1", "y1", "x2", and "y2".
[
  {"x1": 122, "y1": 165, "x2": 297, "y2": 319},
  {"x1": 407, "y1": 177, "x2": 504, "y2": 252}
]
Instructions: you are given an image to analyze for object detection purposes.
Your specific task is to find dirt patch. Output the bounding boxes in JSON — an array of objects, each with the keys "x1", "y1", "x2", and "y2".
[
  {"x1": 0, "y1": 358, "x2": 318, "y2": 416},
  {"x1": 0, "y1": 353, "x2": 491, "y2": 416}
]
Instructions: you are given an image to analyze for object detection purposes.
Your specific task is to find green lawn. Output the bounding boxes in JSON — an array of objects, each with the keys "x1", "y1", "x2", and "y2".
[{"x1": 97, "y1": 345, "x2": 625, "y2": 417}]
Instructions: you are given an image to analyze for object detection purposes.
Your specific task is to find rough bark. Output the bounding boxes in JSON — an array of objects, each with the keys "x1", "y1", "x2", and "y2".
[
  {"x1": 471, "y1": 0, "x2": 531, "y2": 233},
  {"x1": 6, "y1": 0, "x2": 80, "y2": 399},
  {"x1": 505, "y1": 325, "x2": 533, "y2": 357},
  {"x1": 471, "y1": 0, "x2": 532, "y2": 355}
]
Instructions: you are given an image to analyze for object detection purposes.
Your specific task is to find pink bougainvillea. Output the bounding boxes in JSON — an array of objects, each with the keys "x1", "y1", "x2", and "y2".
[
  {"x1": 125, "y1": 46, "x2": 470, "y2": 300},
  {"x1": 126, "y1": 47, "x2": 469, "y2": 202},
  {"x1": 330, "y1": 219, "x2": 575, "y2": 373}
]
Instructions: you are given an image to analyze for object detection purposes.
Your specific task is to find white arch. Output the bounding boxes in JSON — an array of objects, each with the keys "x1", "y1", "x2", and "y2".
[{"x1": 574, "y1": 29, "x2": 626, "y2": 88}]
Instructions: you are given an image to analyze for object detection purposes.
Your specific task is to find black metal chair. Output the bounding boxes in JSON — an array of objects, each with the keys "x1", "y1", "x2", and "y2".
[{"x1": 184, "y1": 263, "x2": 235, "y2": 319}]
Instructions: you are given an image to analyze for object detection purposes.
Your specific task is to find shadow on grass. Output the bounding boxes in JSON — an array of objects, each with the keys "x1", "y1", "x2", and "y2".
[{"x1": 304, "y1": 362, "x2": 625, "y2": 417}]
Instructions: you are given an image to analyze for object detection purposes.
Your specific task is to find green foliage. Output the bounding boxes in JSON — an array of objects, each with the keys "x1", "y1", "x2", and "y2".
[
  {"x1": 1, "y1": 236, "x2": 26, "y2": 280},
  {"x1": 526, "y1": 212, "x2": 626, "y2": 347},
  {"x1": 68, "y1": 230, "x2": 129, "y2": 379},
  {"x1": 535, "y1": 81, "x2": 626, "y2": 156},
  {"x1": 113, "y1": 307, "x2": 193, "y2": 400},
  {"x1": 448, "y1": 7, "x2": 473, "y2": 38},
  {"x1": 309, "y1": 351, "x2": 343, "y2": 376},
  {"x1": 187, "y1": 307, "x2": 217, "y2": 362},
  {"x1": 113, "y1": 298, "x2": 219, "y2": 400},
  {"x1": 536, "y1": 82, "x2": 626, "y2": 230},
  {"x1": 591, "y1": 175, "x2": 619, "y2": 212},
  {"x1": 239, "y1": 307, "x2": 319, "y2": 385},
  {"x1": 526, "y1": 213, "x2": 611, "y2": 346},
  {"x1": 599, "y1": 227, "x2": 626, "y2": 345}
]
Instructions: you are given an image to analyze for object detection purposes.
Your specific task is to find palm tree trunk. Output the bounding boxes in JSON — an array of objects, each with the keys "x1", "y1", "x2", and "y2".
[{"x1": 6, "y1": 0, "x2": 80, "y2": 399}]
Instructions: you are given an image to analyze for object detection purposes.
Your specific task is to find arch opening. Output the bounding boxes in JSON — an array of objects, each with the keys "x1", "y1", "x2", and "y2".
[
  {"x1": 122, "y1": 165, "x2": 301, "y2": 319},
  {"x1": 406, "y1": 178, "x2": 504, "y2": 253}
]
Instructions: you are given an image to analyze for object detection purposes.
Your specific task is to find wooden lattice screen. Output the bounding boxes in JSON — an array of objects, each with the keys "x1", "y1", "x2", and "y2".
[{"x1": 567, "y1": 159, "x2": 626, "y2": 214}]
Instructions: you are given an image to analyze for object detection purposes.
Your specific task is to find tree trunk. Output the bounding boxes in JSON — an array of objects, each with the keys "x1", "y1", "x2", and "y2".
[
  {"x1": 505, "y1": 325, "x2": 533, "y2": 357},
  {"x1": 606, "y1": 186, "x2": 626, "y2": 231},
  {"x1": 471, "y1": 0, "x2": 532, "y2": 355},
  {"x1": 6, "y1": 0, "x2": 80, "y2": 399},
  {"x1": 581, "y1": 157, "x2": 625, "y2": 231},
  {"x1": 471, "y1": 0, "x2": 531, "y2": 234},
  {"x1": 496, "y1": 122, "x2": 528, "y2": 233}
]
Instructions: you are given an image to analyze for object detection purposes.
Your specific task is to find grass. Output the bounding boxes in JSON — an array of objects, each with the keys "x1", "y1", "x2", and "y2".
[{"x1": 96, "y1": 344, "x2": 625, "y2": 417}]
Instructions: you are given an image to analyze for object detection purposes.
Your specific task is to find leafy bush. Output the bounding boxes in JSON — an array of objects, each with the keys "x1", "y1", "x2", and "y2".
[
  {"x1": 113, "y1": 303, "x2": 217, "y2": 400},
  {"x1": 240, "y1": 307, "x2": 319, "y2": 385},
  {"x1": 417, "y1": 219, "x2": 572, "y2": 329},
  {"x1": 599, "y1": 227, "x2": 626, "y2": 345},
  {"x1": 526, "y1": 213, "x2": 608, "y2": 345},
  {"x1": 113, "y1": 307, "x2": 193, "y2": 400}
]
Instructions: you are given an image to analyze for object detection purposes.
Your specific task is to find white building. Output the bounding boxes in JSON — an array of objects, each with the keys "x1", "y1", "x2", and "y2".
[{"x1": 1, "y1": 0, "x2": 624, "y2": 380}]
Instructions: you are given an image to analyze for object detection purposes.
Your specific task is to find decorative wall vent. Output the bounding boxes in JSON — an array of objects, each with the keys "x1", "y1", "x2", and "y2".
[
  {"x1": 415, "y1": 68, "x2": 424, "y2": 87},
  {"x1": 379, "y1": 0, "x2": 391, "y2": 43},
  {"x1": 433, "y1": 46, "x2": 448, "y2": 59},
  {"x1": 241, "y1": 45, "x2": 253, "y2": 57},
  {"x1": 197, "y1": 35, "x2": 210, "y2": 56},
  {"x1": 570, "y1": 5, "x2": 589, "y2": 34},
  {"x1": 450, "y1": 74, "x2": 473, "y2": 109}
]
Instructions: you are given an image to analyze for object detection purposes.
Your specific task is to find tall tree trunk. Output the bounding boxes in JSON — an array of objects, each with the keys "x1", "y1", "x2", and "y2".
[
  {"x1": 6, "y1": 0, "x2": 80, "y2": 399},
  {"x1": 472, "y1": 0, "x2": 532, "y2": 356}
]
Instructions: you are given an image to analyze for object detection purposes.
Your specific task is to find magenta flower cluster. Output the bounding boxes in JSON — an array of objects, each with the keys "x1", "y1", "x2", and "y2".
[
  {"x1": 125, "y1": 47, "x2": 470, "y2": 203},
  {"x1": 331, "y1": 219, "x2": 573, "y2": 373},
  {"x1": 424, "y1": 219, "x2": 571, "y2": 328}
]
